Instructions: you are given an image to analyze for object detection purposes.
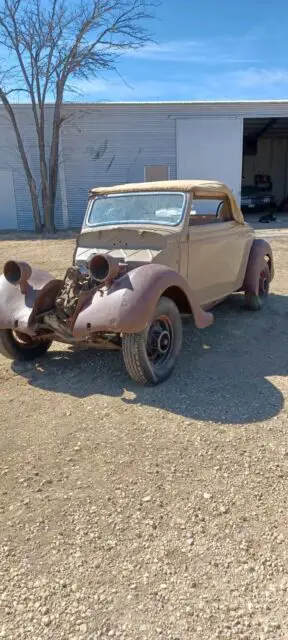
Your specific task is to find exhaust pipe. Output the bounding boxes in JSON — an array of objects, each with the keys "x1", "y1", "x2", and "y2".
[{"x1": 4, "y1": 260, "x2": 32, "y2": 293}]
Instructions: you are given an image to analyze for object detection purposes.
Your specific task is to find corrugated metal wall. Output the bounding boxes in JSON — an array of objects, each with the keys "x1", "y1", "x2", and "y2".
[
  {"x1": 1, "y1": 101, "x2": 288, "y2": 230},
  {"x1": 0, "y1": 106, "x2": 36, "y2": 231},
  {"x1": 61, "y1": 105, "x2": 177, "y2": 228},
  {"x1": 0, "y1": 105, "x2": 63, "y2": 231}
]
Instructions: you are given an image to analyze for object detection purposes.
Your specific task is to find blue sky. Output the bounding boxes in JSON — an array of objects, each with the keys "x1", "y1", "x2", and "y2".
[{"x1": 75, "y1": 0, "x2": 288, "y2": 102}]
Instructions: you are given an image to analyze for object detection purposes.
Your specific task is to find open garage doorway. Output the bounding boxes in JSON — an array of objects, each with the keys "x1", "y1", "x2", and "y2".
[{"x1": 242, "y1": 117, "x2": 288, "y2": 222}]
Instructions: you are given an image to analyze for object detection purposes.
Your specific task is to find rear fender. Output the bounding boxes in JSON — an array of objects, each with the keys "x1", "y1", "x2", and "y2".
[
  {"x1": 0, "y1": 268, "x2": 61, "y2": 333},
  {"x1": 72, "y1": 263, "x2": 214, "y2": 338},
  {"x1": 243, "y1": 239, "x2": 274, "y2": 295}
]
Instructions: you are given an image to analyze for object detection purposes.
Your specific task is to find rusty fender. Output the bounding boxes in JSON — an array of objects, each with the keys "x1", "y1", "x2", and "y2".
[
  {"x1": 72, "y1": 263, "x2": 214, "y2": 338},
  {"x1": 243, "y1": 239, "x2": 274, "y2": 295},
  {"x1": 0, "y1": 266, "x2": 61, "y2": 333}
]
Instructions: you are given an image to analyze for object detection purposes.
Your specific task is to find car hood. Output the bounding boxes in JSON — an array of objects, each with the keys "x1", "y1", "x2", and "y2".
[{"x1": 74, "y1": 227, "x2": 173, "y2": 269}]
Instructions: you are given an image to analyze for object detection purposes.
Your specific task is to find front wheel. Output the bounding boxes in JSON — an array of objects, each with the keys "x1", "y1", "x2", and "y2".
[
  {"x1": 0, "y1": 329, "x2": 52, "y2": 361},
  {"x1": 244, "y1": 262, "x2": 270, "y2": 311},
  {"x1": 122, "y1": 296, "x2": 183, "y2": 385}
]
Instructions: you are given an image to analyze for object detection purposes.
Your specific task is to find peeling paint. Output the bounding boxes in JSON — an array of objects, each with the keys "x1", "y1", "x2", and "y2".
[
  {"x1": 130, "y1": 146, "x2": 143, "y2": 166},
  {"x1": 89, "y1": 139, "x2": 108, "y2": 160}
]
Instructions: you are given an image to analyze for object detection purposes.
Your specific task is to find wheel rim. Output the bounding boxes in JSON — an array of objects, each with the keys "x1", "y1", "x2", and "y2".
[
  {"x1": 259, "y1": 270, "x2": 269, "y2": 299},
  {"x1": 11, "y1": 330, "x2": 41, "y2": 349},
  {"x1": 146, "y1": 316, "x2": 174, "y2": 366}
]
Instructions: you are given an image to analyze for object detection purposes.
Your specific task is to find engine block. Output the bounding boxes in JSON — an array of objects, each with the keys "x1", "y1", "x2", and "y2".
[{"x1": 55, "y1": 266, "x2": 94, "y2": 318}]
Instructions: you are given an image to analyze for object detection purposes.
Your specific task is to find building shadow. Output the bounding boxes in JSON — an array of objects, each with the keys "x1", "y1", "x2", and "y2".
[{"x1": 11, "y1": 293, "x2": 288, "y2": 425}]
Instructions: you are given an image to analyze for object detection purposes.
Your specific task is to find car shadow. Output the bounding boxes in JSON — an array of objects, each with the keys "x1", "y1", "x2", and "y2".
[{"x1": 11, "y1": 293, "x2": 288, "y2": 425}]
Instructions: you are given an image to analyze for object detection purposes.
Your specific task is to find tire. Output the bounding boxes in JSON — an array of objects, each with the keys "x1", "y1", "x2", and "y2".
[
  {"x1": 122, "y1": 296, "x2": 183, "y2": 385},
  {"x1": 0, "y1": 329, "x2": 52, "y2": 361},
  {"x1": 245, "y1": 262, "x2": 270, "y2": 311}
]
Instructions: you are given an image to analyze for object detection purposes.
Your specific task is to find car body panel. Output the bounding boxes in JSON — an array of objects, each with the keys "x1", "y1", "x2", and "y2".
[
  {"x1": 74, "y1": 227, "x2": 180, "y2": 272},
  {"x1": 72, "y1": 263, "x2": 214, "y2": 338},
  {"x1": 186, "y1": 221, "x2": 254, "y2": 305},
  {"x1": 0, "y1": 269, "x2": 60, "y2": 333}
]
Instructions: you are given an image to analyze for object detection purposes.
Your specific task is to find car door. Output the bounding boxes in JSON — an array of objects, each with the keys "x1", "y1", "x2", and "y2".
[{"x1": 187, "y1": 198, "x2": 253, "y2": 306}]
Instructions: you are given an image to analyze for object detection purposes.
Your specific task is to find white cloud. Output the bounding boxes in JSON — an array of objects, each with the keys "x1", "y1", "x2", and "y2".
[
  {"x1": 125, "y1": 40, "x2": 208, "y2": 63},
  {"x1": 200, "y1": 67, "x2": 288, "y2": 100},
  {"x1": 124, "y1": 36, "x2": 260, "y2": 65},
  {"x1": 227, "y1": 68, "x2": 288, "y2": 88}
]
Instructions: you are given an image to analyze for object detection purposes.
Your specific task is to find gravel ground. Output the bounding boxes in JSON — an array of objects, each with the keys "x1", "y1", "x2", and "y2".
[{"x1": 0, "y1": 232, "x2": 288, "y2": 640}]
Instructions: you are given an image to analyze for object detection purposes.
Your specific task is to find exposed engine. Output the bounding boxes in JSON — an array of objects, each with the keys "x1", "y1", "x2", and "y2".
[
  {"x1": 54, "y1": 254, "x2": 126, "y2": 320},
  {"x1": 3, "y1": 255, "x2": 126, "y2": 346},
  {"x1": 55, "y1": 266, "x2": 95, "y2": 319}
]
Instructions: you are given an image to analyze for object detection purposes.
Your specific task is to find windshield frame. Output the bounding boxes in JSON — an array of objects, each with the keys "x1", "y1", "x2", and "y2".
[{"x1": 86, "y1": 191, "x2": 187, "y2": 228}]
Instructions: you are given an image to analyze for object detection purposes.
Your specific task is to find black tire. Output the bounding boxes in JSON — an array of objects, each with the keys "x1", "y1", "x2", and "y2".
[
  {"x1": 122, "y1": 296, "x2": 183, "y2": 385},
  {"x1": 0, "y1": 329, "x2": 52, "y2": 361},
  {"x1": 245, "y1": 262, "x2": 270, "y2": 311}
]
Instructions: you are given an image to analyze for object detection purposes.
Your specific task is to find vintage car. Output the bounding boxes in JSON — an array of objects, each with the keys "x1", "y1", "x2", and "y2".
[
  {"x1": 241, "y1": 185, "x2": 277, "y2": 214},
  {"x1": 0, "y1": 180, "x2": 274, "y2": 385}
]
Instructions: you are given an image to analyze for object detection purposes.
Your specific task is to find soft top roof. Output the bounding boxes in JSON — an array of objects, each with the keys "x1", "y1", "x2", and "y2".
[
  {"x1": 89, "y1": 180, "x2": 244, "y2": 224},
  {"x1": 91, "y1": 179, "x2": 232, "y2": 194}
]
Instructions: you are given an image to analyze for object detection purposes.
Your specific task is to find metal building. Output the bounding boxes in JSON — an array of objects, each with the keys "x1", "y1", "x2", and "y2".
[{"x1": 1, "y1": 100, "x2": 288, "y2": 230}]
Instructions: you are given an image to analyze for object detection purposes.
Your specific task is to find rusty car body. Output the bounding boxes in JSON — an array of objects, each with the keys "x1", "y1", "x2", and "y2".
[{"x1": 0, "y1": 180, "x2": 274, "y2": 385}]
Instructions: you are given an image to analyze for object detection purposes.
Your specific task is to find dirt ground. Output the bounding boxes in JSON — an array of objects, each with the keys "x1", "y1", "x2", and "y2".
[{"x1": 0, "y1": 232, "x2": 288, "y2": 640}]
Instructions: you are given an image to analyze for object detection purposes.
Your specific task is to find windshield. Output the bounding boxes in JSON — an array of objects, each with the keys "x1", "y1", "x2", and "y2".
[{"x1": 87, "y1": 192, "x2": 185, "y2": 227}]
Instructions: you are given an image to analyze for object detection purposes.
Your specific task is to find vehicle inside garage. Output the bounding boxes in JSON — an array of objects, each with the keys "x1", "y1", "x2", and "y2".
[{"x1": 242, "y1": 117, "x2": 288, "y2": 216}]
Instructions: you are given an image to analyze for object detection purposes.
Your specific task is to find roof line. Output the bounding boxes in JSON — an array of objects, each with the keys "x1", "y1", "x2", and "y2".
[{"x1": 4, "y1": 99, "x2": 288, "y2": 108}]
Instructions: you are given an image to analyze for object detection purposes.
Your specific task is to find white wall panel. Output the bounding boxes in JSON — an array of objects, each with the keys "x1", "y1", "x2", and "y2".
[{"x1": 176, "y1": 117, "x2": 243, "y2": 201}]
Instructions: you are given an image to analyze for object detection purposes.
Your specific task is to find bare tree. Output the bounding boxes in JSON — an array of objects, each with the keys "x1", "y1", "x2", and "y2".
[{"x1": 0, "y1": 0, "x2": 154, "y2": 232}]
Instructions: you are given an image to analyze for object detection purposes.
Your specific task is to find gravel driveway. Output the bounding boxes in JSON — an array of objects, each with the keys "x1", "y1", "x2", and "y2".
[{"x1": 0, "y1": 233, "x2": 288, "y2": 640}]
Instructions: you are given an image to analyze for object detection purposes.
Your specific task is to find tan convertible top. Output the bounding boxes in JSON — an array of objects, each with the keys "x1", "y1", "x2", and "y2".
[{"x1": 90, "y1": 180, "x2": 244, "y2": 224}]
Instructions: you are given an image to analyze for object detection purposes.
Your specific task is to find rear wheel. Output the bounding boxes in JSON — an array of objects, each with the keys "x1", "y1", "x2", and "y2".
[
  {"x1": 0, "y1": 329, "x2": 52, "y2": 361},
  {"x1": 122, "y1": 296, "x2": 182, "y2": 385},
  {"x1": 245, "y1": 262, "x2": 270, "y2": 311}
]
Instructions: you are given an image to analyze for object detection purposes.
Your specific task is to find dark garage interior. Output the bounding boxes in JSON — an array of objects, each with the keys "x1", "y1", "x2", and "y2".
[{"x1": 242, "y1": 117, "x2": 288, "y2": 215}]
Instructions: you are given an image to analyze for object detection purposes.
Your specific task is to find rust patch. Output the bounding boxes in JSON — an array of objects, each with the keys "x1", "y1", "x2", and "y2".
[{"x1": 243, "y1": 239, "x2": 274, "y2": 295}]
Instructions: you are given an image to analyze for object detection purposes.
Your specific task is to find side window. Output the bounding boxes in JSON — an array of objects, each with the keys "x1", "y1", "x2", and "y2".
[{"x1": 189, "y1": 197, "x2": 233, "y2": 225}]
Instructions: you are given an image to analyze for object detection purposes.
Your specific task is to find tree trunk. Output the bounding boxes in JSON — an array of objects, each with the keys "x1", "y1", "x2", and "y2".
[
  {"x1": 40, "y1": 149, "x2": 49, "y2": 228},
  {"x1": 45, "y1": 95, "x2": 62, "y2": 233},
  {"x1": 29, "y1": 178, "x2": 43, "y2": 234},
  {"x1": 38, "y1": 106, "x2": 50, "y2": 231},
  {"x1": 0, "y1": 90, "x2": 42, "y2": 233}
]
